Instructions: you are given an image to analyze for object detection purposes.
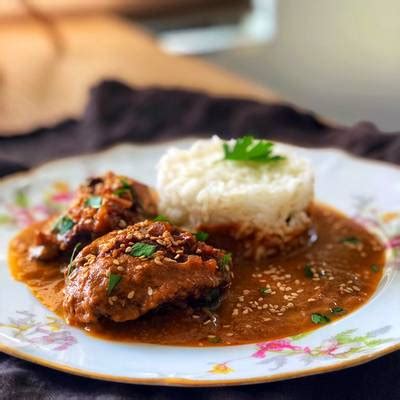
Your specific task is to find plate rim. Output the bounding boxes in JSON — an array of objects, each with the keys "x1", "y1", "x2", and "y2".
[{"x1": 0, "y1": 340, "x2": 398, "y2": 387}]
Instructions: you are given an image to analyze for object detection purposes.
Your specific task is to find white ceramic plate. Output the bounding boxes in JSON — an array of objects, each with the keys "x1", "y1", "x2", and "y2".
[{"x1": 0, "y1": 139, "x2": 400, "y2": 386}]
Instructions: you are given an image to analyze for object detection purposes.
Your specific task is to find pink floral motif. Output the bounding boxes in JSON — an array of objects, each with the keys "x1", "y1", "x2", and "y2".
[
  {"x1": 0, "y1": 311, "x2": 77, "y2": 351},
  {"x1": 0, "y1": 181, "x2": 74, "y2": 228},
  {"x1": 252, "y1": 339, "x2": 311, "y2": 359},
  {"x1": 208, "y1": 327, "x2": 395, "y2": 375}
]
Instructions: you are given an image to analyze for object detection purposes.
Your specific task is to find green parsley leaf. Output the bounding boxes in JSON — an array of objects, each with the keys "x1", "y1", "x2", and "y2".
[
  {"x1": 371, "y1": 264, "x2": 379, "y2": 273},
  {"x1": 259, "y1": 287, "x2": 271, "y2": 296},
  {"x1": 223, "y1": 135, "x2": 286, "y2": 163},
  {"x1": 130, "y1": 242, "x2": 157, "y2": 258},
  {"x1": 67, "y1": 242, "x2": 82, "y2": 277},
  {"x1": 218, "y1": 253, "x2": 232, "y2": 271},
  {"x1": 304, "y1": 264, "x2": 314, "y2": 278},
  {"x1": 311, "y1": 313, "x2": 331, "y2": 324},
  {"x1": 340, "y1": 236, "x2": 361, "y2": 245},
  {"x1": 107, "y1": 273, "x2": 122, "y2": 295},
  {"x1": 113, "y1": 178, "x2": 133, "y2": 197},
  {"x1": 195, "y1": 231, "x2": 209, "y2": 242},
  {"x1": 154, "y1": 214, "x2": 169, "y2": 222},
  {"x1": 53, "y1": 216, "x2": 75, "y2": 235},
  {"x1": 85, "y1": 196, "x2": 102, "y2": 208},
  {"x1": 207, "y1": 336, "x2": 222, "y2": 344},
  {"x1": 330, "y1": 306, "x2": 345, "y2": 314}
]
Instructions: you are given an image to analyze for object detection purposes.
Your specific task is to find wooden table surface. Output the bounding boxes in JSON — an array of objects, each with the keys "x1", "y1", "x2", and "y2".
[{"x1": 0, "y1": 14, "x2": 278, "y2": 135}]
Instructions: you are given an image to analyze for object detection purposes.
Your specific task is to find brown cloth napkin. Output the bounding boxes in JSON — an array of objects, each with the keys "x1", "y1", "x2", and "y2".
[{"x1": 0, "y1": 80, "x2": 399, "y2": 399}]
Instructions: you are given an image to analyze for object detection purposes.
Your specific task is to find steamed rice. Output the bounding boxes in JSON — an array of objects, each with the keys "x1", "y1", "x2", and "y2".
[{"x1": 157, "y1": 136, "x2": 314, "y2": 259}]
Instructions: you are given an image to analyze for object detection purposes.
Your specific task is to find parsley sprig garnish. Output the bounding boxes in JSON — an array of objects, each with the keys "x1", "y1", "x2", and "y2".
[
  {"x1": 154, "y1": 214, "x2": 169, "y2": 222},
  {"x1": 311, "y1": 313, "x2": 331, "y2": 324},
  {"x1": 113, "y1": 178, "x2": 134, "y2": 198},
  {"x1": 218, "y1": 253, "x2": 232, "y2": 271},
  {"x1": 53, "y1": 216, "x2": 75, "y2": 235},
  {"x1": 195, "y1": 231, "x2": 209, "y2": 242},
  {"x1": 259, "y1": 287, "x2": 271, "y2": 296},
  {"x1": 85, "y1": 196, "x2": 102, "y2": 208},
  {"x1": 223, "y1": 136, "x2": 285, "y2": 163},
  {"x1": 130, "y1": 242, "x2": 157, "y2": 258},
  {"x1": 330, "y1": 306, "x2": 345, "y2": 314},
  {"x1": 340, "y1": 236, "x2": 361, "y2": 245},
  {"x1": 107, "y1": 274, "x2": 122, "y2": 295},
  {"x1": 371, "y1": 264, "x2": 379, "y2": 273},
  {"x1": 66, "y1": 242, "x2": 81, "y2": 278}
]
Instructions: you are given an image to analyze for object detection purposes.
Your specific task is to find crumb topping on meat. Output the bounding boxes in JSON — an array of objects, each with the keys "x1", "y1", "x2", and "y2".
[
  {"x1": 63, "y1": 220, "x2": 232, "y2": 325},
  {"x1": 31, "y1": 172, "x2": 157, "y2": 260}
]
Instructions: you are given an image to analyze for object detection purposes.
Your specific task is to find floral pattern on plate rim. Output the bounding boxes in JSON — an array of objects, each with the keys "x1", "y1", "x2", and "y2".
[
  {"x1": 0, "y1": 311, "x2": 76, "y2": 351},
  {"x1": 0, "y1": 181, "x2": 400, "y2": 375}
]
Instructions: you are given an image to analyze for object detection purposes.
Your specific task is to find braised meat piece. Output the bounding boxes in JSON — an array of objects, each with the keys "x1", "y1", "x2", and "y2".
[
  {"x1": 31, "y1": 172, "x2": 157, "y2": 260},
  {"x1": 63, "y1": 220, "x2": 232, "y2": 325}
]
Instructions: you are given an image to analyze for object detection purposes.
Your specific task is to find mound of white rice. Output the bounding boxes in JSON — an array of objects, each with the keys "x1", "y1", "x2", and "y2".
[{"x1": 157, "y1": 136, "x2": 314, "y2": 259}]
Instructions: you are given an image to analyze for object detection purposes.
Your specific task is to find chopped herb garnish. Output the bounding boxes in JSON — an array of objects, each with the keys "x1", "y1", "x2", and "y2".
[
  {"x1": 130, "y1": 242, "x2": 157, "y2": 258},
  {"x1": 219, "y1": 253, "x2": 232, "y2": 271},
  {"x1": 340, "y1": 236, "x2": 361, "y2": 245},
  {"x1": 207, "y1": 336, "x2": 222, "y2": 344},
  {"x1": 107, "y1": 274, "x2": 122, "y2": 295},
  {"x1": 259, "y1": 287, "x2": 271, "y2": 296},
  {"x1": 67, "y1": 242, "x2": 82, "y2": 277},
  {"x1": 85, "y1": 196, "x2": 102, "y2": 208},
  {"x1": 223, "y1": 135, "x2": 286, "y2": 163},
  {"x1": 113, "y1": 178, "x2": 133, "y2": 197},
  {"x1": 304, "y1": 264, "x2": 314, "y2": 278},
  {"x1": 195, "y1": 231, "x2": 209, "y2": 242},
  {"x1": 311, "y1": 313, "x2": 331, "y2": 324},
  {"x1": 330, "y1": 306, "x2": 345, "y2": 314},
  {"x1": 371, "y1": 264, "x2": 379, "y2": 273},
  {"x1": 53, "y1": 216, "x2": 75, "y2": 235},
  {"x1": 154, "y1": 214, "x2": 169, "y2": 222}
]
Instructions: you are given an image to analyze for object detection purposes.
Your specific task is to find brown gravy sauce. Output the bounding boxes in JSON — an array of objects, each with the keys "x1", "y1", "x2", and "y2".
[{"x1": 8, "y1": 204, "x2": 385, "y2": 346}]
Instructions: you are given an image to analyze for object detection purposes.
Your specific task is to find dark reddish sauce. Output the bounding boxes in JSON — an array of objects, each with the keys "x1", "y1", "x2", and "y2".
[{"x1": 8, "y1": 204, "x2": 385, "y2": 346}]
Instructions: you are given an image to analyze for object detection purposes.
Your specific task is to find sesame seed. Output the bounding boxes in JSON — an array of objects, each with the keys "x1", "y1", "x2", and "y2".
[
  {"x1": 232, "y1": 309, "x2": 239, "y2": 316},
  {"x1": 127, "y1": 290, "x2": 135, "y2": 299},
  {"x1": 147, "y1": 287, "x2": 153, "y2": 296},
  {"x1": 125, "y1": 246, "x2": 132, "y2": 253},
  {"x1": 117, "y1": 266, "x2": 125, "y2": 272},
  {"x1": 154, "y1": 257, "x2": 164, "y2": 266},
  {"x1": 113, "y1": 259, "x2": 120, "y2": 265},
  {"x1": 226, "y1": 333, "x2": 234, "y2": 337}
]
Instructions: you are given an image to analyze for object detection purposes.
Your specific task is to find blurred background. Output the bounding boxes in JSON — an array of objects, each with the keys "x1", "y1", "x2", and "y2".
[{"x1": 1, "y1": 0, "x2": 399, "y2": 134}]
